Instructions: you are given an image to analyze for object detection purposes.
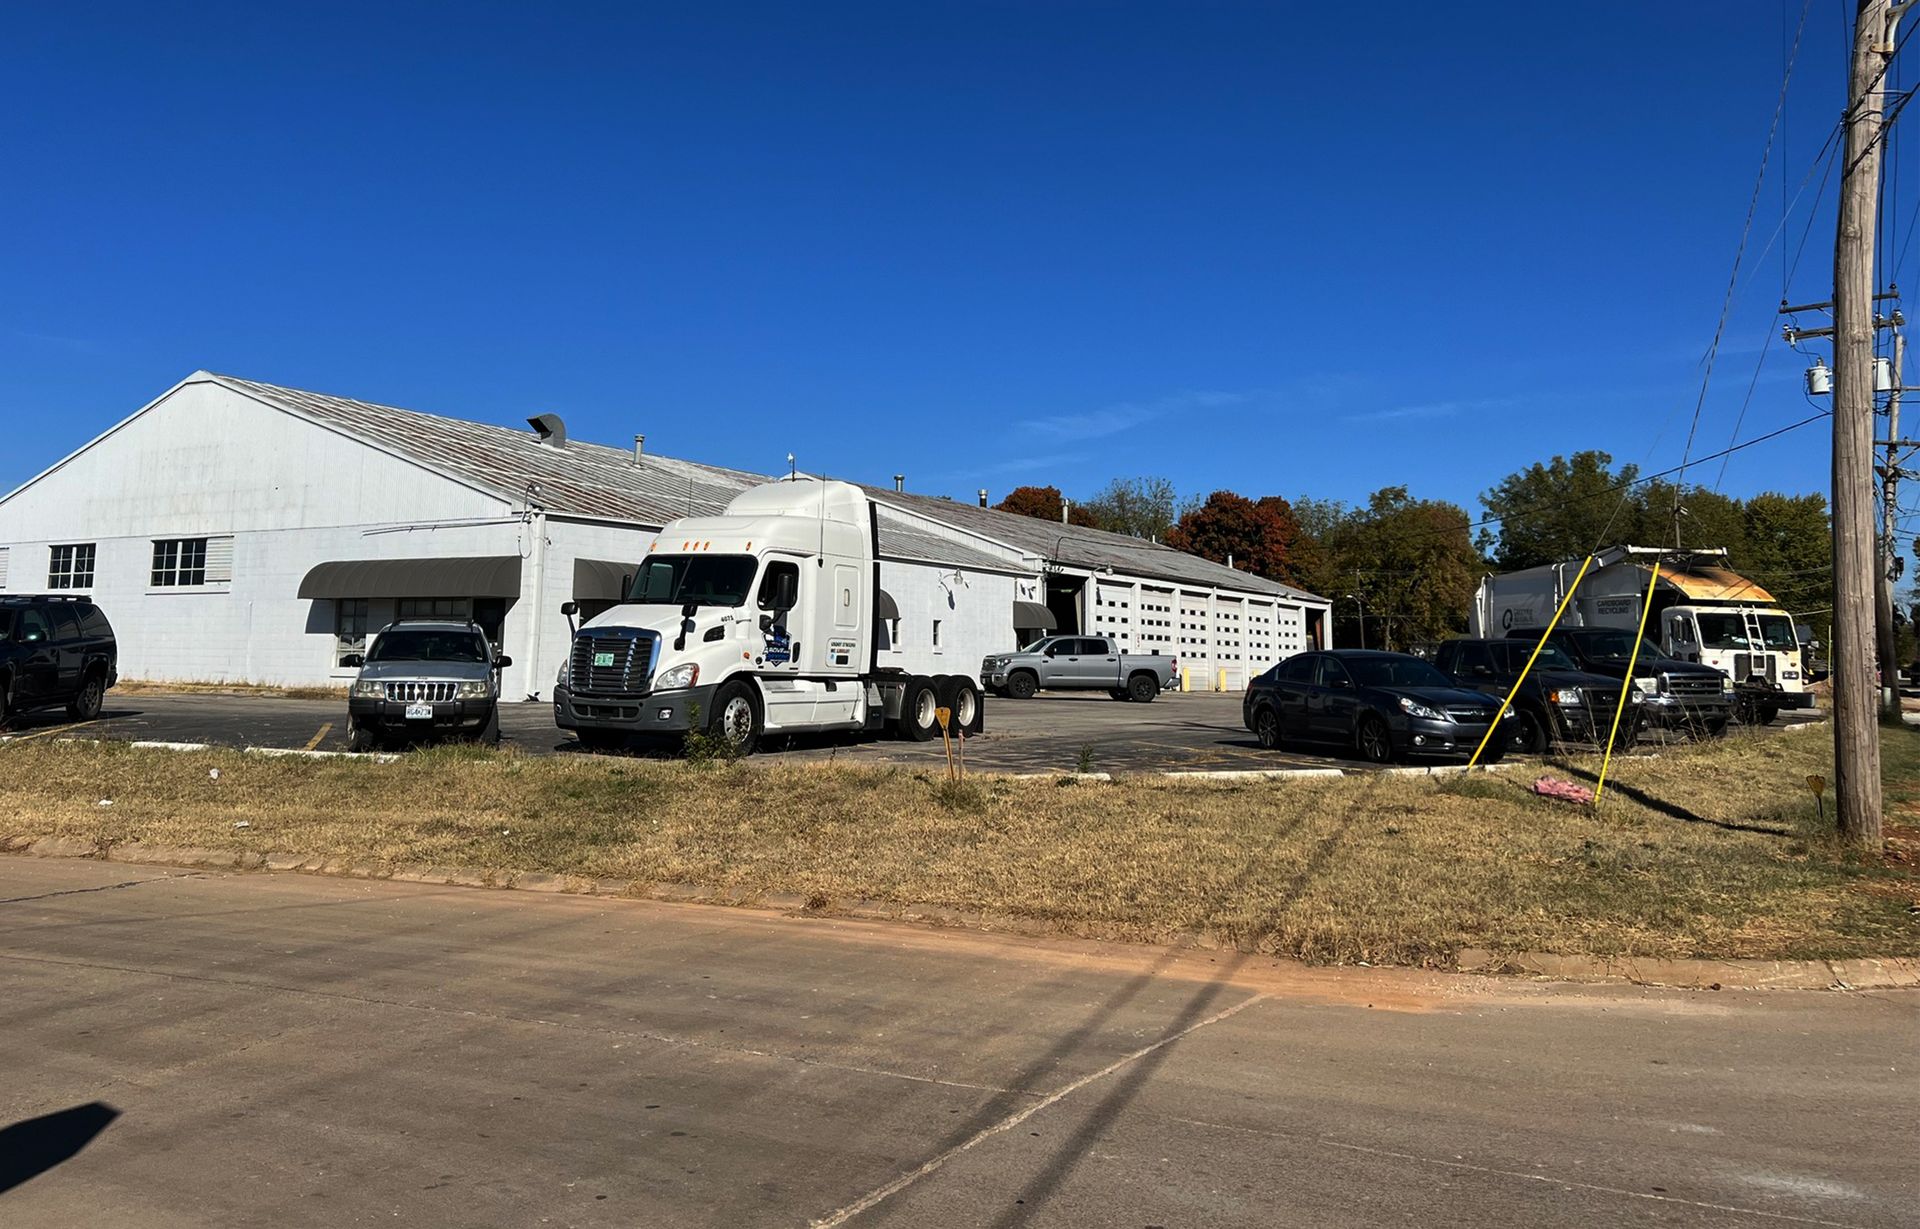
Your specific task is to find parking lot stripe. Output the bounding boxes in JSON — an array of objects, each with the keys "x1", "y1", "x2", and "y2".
[
  {"x1": 3, "y1": 721, "x2": 86, "y2": 744},
  {"x1": 304, "y1": 723, "x2": 333, "y2": 751}
]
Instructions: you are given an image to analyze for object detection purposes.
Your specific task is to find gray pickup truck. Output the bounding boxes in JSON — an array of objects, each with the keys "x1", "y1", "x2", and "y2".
[{"x1": 981, "y1": 635, "x2": 1178, "y2": 702}]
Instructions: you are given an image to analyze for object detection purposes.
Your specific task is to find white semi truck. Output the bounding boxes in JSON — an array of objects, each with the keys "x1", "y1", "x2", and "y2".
[
  {"x1": 553, "y1": 478, "x2": 986, "y2": 754},
  {"x1": 1468, "y1": 546, "x2": 1813, "y2": 725}
]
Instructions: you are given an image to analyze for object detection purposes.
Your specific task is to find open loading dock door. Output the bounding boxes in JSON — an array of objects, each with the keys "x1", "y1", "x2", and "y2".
[{"x1": 298, "y1": 556, "x2": 522, "y2": 600}]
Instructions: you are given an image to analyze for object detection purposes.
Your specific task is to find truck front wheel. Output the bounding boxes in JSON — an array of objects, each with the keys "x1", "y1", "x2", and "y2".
[
  {"x1": 710, "y1": 680, "x2": 762, "y2": 756},
  {"x1": 1127, "y1": 673, "x2": 1160, "y2": 703},
  {"x1": 1006, "y1": 671, "x2": 1038, "y2": 700}
]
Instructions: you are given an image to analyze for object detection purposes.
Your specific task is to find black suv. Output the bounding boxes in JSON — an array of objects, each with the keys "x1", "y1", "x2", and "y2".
[
  {"x1": 1512, "y1": 627, "x2": 1734, "y2": 734},
  {"x1": 1434, "y1": 637, "x2": 1641, "y2": 754},
  {"x1": 0, "y1": 595, "x2": 118, "y2": 727}
]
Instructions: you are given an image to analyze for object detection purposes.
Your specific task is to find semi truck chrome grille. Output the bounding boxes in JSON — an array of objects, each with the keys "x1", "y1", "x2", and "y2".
[
  {"x1": 384, "y1": 681, "x2": 456, "y2": 703},
  {"x1": 571, "y1": 635, "x2": 654, "y2": 695}
]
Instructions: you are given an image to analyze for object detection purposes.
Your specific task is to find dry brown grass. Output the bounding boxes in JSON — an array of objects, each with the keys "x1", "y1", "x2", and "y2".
[{"x1": 3, "y1": 725, "x2": 1916, "y2": 966}]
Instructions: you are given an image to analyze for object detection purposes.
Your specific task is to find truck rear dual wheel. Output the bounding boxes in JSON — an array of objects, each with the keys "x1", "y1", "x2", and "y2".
[
  {"x1": 900, "y1": 676, "x2": 941, "y2": 741},
  {"x1": 937, "y1": 675, "x2": 982, "y2": 734}
]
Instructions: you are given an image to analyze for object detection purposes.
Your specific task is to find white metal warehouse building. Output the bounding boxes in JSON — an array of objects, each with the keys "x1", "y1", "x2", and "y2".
[{"x1": 0, "y1": 372, "x2": 1328, "y2": 697}]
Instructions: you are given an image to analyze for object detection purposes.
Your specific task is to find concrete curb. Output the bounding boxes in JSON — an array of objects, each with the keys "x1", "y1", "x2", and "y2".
[
  {"x1": 5, "y1": 835, "x2": 1914, "y2": 991},
  {"x1": 1455, "y1": 947, "x2": 1920, "y2": 991}
]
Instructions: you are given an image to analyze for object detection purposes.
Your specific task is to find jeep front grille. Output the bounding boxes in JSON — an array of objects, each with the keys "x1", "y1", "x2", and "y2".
[
  {"x1": 384, "y1": 681, "x2": 457, "y2": 703},
  {"x1": 571, "y1": 635, "x2": 654, "y2": 695}
]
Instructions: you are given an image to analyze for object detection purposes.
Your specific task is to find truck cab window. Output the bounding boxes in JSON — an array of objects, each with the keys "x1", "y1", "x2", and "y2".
[
  {"x1": 757, "y1": 562, "x2": 799, "y2": 612},
  {"x1": 629, "y1": 555, "x2": 758, "y2": 608}
]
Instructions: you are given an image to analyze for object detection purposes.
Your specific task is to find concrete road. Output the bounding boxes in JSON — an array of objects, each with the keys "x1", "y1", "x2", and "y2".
[
  {"x1": 0, "y1": 689, "x2": 1825, "y2": 775},
  {"x1": 1, "y1": 857, "x2": 1911, "y2": 1228}
]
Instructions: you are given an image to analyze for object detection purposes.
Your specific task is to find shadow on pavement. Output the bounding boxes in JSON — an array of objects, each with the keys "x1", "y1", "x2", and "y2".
[{"x1": 0, "y1": 1102, "x2": 120, "y2": 1195}]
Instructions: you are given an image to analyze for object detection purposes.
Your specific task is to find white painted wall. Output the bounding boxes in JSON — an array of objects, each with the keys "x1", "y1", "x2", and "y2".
[{"x1": 877, "y1": 559, "x2": 1022, "y2": 680}]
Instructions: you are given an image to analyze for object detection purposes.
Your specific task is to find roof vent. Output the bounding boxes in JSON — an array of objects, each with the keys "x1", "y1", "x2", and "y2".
[
  {"x1": 633, "y1": 434, "x2": 646, "y2": 463},
  {"x1": 978, "y1": 488, "x2": 989, "y2": 508},
  {"x1": 527, "y1": 413, "x2": 567, "y2": 448},
  {"x1": 894, "y1": 474, "x2": 905, "y2": 492}
]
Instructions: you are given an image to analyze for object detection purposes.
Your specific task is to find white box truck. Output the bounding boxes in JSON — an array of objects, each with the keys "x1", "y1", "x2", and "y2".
[
  {"x1": 552, "y1": 477, "x2": 986, "y2": 754},
  {"x1": 1468, "y1": 546, "x2": 1813, "y2": 724}
]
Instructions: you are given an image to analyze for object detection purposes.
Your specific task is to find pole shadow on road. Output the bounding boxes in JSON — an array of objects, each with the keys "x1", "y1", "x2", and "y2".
[{"x1": 0, "y1": 1101, "x2": 120, "y2": 1196}]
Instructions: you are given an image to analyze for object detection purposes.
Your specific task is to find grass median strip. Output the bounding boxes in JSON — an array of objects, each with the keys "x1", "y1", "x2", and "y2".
[{"x1": 2, "y1": 728, "x2": 1916, "y2": 966}]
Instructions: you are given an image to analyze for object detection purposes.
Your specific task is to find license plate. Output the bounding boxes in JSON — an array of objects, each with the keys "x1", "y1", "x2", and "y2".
[
  {"x1": 593, "y1": 651, "x2": 617, "y2": 668},
  {"x1": 405, "y1": 702, "x2": 434, "y2": 720}
]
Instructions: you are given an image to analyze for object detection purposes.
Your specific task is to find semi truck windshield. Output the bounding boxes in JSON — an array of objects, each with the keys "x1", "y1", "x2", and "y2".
[
  {"x1": 629, "y1": 555, "x2": 758, "y2": 608},
  {"x1": 1758, "y1": 614, "x2": 1798, "y2": 650},
  {"x1": 1693, "y1": 613, "x2": 1753, "y2": 650}
]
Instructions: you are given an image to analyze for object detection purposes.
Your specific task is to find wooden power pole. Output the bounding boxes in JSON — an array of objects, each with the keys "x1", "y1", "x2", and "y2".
[
  {"x1": 1877, "y1": 331, "x2": 1904, "y2": 721},
  {"x1": 1833, "y1": 0, "x2": 1900, "y2": 849}
]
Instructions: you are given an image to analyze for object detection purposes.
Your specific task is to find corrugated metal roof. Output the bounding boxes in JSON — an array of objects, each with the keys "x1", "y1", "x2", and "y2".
[
  {"x1": 207, "y1": 373, "x2": 1321, "y2": 600},
  {"x1": 869, "y1": 489, "x2": 1321, "y2": 601}
]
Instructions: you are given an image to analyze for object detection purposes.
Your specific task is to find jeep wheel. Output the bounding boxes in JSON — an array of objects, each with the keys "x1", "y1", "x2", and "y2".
[
  {"x1": 473, "y1": 707, "x2": 501, "y2": 746},
  {"x1": 67, "y1": 671, "x2": 105, "y2": 721},
  {"x1": 348, "y1": 718, "x2": 380, "y2": 753}
]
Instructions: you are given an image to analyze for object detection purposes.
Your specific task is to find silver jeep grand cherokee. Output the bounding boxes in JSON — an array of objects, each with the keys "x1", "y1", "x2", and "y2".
[{"x1": 343, "y1": 619, "x2": 509, "y2": 751}]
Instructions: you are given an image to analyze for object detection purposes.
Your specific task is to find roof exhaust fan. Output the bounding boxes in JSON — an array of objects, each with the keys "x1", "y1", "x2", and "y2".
[{"x1": 527, "y1": 413, "x2": 567, "y2": 448}]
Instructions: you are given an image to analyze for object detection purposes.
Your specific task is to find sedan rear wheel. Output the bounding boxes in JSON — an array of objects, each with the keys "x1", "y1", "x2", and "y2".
[{"x1": 1254, "y1": 707, "x2": 1283, "y2": 750}]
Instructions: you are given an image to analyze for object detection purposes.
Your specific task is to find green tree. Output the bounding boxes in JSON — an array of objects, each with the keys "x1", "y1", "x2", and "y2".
[
  {"x1": 1078, "y1": 476, "x2": 1179, "y2": 540},
  {"x1": 1742, "y1": 491, "x2": 1832, "y2": 634},
  {"x1": 1302, "y1": 489, "x2": 1481, "y2": 649},
  {"x1": 1479, "y1": 451, "x2": 1638, "y2": 569}
]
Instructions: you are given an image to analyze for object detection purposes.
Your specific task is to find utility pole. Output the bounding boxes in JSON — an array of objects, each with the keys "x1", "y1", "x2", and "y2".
[
  {"x1": 1832, "y1": 0, "x2": 1901, "y2": 850},
  {"x1": 1877, "y1": 330, "x2": 1905, "y2": 719}
]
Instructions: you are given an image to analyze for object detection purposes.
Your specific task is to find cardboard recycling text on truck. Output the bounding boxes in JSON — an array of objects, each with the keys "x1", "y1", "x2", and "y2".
[
  {"x1": 1468, "y1": 546, "x2": 1814, "y2": 725},
  {"x1": 553, "y1": 478, "x2": 986, "y2": 754}
]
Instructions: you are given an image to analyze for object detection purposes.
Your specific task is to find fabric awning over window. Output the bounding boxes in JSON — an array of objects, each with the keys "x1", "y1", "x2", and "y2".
[
  {"x1": 573, "y1": 559, "x2": 633, "y2": 602},
  {"x1": 876, "y1": 588, "x2": 900, "y2": 621},
  {"x1": 1013, "y1": 599, "x2": 1057, "y2": 630},
  {"x1": 298, "y1": 556, "x2": 522, "y2": 600}
]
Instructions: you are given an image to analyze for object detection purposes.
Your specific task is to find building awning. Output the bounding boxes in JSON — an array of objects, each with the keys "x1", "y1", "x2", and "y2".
[
  {"x1": 298, "y1": 556, "x2": 523, "y2": 600},
  {"x1": 573, "y1": 559, "x2": 633, "y2": 602},
  {"x1": 1013, "y1": 599, "x2": 1057, "y2": 630},
  {"x1": 876, "y1": 589, "x2": 900, "y2": 621}
]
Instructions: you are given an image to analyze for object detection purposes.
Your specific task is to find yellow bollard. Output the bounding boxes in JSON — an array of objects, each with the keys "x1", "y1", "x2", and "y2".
[
  {"x1": 1216, "y1": 668, "x2": 1227, "y2": 692},
  {"x1": 1180, "y1": 667, "x2": 1192, "y2": 692}
]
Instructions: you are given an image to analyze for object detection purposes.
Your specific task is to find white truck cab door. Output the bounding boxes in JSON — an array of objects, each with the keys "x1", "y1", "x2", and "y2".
[{"x1": 1666, "y1": 613, "x2": 1698, "y2": 662}]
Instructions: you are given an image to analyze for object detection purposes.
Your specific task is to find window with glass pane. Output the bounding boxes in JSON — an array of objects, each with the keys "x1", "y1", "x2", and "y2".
[
  {"x1": 48, "y1": 544, "x2": 95, "y2": 589},
  {"x1": 397, "y1": 598, "x2": 471, "y2": 619},
  {"x1": 150, "y1": 538, "x2": 208, "y2": 586},
  {"x1": 336, "y1": 599, "x2": 370, "y2": 665}
]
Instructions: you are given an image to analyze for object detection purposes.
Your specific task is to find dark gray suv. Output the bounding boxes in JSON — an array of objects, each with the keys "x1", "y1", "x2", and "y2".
[{"x1": 343, "y1": 619, "x2": 509, "y2": 750}]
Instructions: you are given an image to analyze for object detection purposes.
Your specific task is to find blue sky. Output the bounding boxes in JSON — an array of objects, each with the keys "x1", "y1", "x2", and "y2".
[{"x1": 0, "y1": 2, "x2": 1891, "y2": 522}]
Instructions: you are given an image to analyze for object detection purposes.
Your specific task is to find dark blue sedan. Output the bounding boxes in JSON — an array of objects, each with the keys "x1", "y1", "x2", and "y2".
[{"x1": 1243, "y1": 649, "x2": 1515, "y2": 763}]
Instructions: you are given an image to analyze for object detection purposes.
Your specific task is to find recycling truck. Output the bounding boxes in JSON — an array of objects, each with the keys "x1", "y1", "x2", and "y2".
[
  {"x1": 1468, "y1": 545, "x2": 1813, "y2": 725},
  {"x1": 553, "y1": 477, "x2": 986, "y2": 754}
]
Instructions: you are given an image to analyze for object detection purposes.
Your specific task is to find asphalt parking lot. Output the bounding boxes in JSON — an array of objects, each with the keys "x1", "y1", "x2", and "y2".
[{"x1": 0, "y1": 688, "x2": 1827, "y2": 775}]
